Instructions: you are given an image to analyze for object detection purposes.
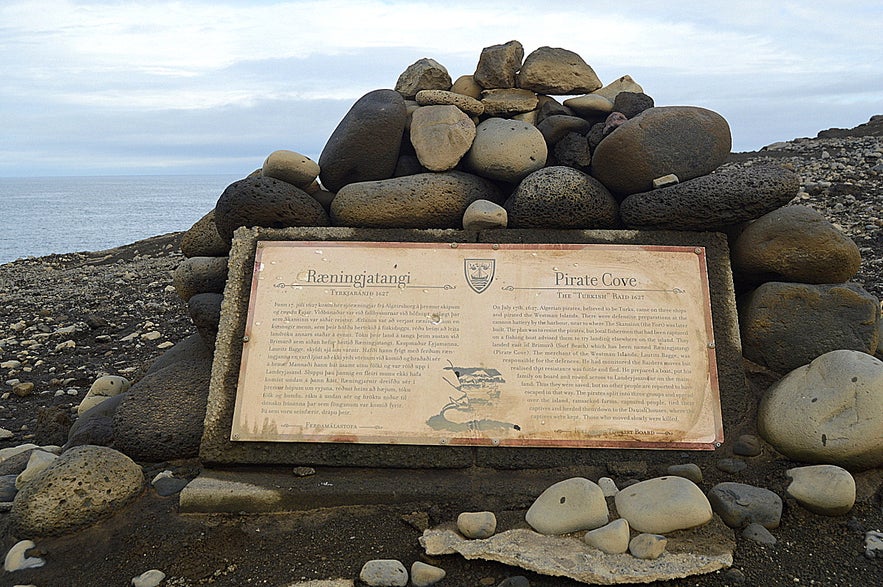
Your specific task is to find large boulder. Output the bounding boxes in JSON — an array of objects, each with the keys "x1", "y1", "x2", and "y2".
[
  {"x1": 331, "y1": 171, "x2": 503, "y2": 229},
  {"x1": 181, "y1": 210, "x2": 229, "y2": 257},
  {"x1": 112, "y1": 338, "x2": 213, "y2": 461},
  {"x1": 409, "y1": 105, "x2": 476, "y2": 171},
  {"x1": 473, "y1": 40, "x2": 524, "y2": 89},
  {"x1": 740, "y1": 282, "x2": 880, "y2": 372},
  {"x1": 465, "y1": 118, "x2": 547, "y2": 183},
  {"x1": 172, "y1": 256, "x2": 228, "y2": 301},
  {"x1": 214, "y1": 176, "x2": 329, "y2": 243},
  {"x1": 188, "y1": 292, "x2": 224, "y2": 349},
  {"x1": 318, "y1": 89, "x2": 408, "y2": 192},
  {"x1": 10, "y1": 445, "x2": 143, "y2": 536},
  {"x1": 619, "y1": 163, "x2": 799, "y2": 231},
  {"x1": 732, "y1": 205, "x2": 862, "y2": 285},
  {"x1": 394, "y1": 58, "x2": 451, "y2": 99},
  {"x1": 505, "y1": 166, "x2": 618, "y2": 229},
  {"x1": 758, "y1": 350, "x2": 883, "y2": 470},
  {"x1": 591, "y1": 106, "x2": 731, "y2": 196},
  {"x1": 516, "y1": 46, "x2": 601, "y2": 95},
  {"x1": 261, "y1": 150, "x2": 320, "y2": 189}
]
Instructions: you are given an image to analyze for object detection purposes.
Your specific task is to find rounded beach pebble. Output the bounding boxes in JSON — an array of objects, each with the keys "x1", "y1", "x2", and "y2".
[
  {"x1": 525, "y1": 477, "x2": 608, "y2": 534},
  {"x1": 614, "y1": 476, "x2": 712, "y2": 534}
]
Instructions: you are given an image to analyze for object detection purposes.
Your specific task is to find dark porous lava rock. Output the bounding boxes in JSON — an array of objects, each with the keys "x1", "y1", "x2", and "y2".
[
  {"x1": 318, "y1": 89, "x2": 407, "y2": 192},
  {"x1": 214, "y1": 176, "x2": 329, "y2": 243},
  {"x1": 505, "y1": 166, "x2": 618, "y2": 229},
  {"x1": 591, "y1": 106, "x2": 731, "y2": 196},
  {"x1": 188, "y1": 292, "x2": 223, "y2": 348},
  {"x1": 619, "y1": 163, "x2": 799, "y2": 231}
]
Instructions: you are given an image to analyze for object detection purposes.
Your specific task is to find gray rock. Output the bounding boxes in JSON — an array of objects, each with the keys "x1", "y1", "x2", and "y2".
[
  {"x1": 525, "y1": 477, "x2": 608, "y2": 535},
  {"x1": 318, "y1": 89, "x2": 407, "y2": 192},
  {"x1": 732, "y1": 434, "x2": 763, "y2": 457},
  {"x1": 666, "y1": 463, "x2": 703, "y2": 484},
  {"x1": 330, "y1": 171, "x2": 503, "y2": 229},
  {"x1": 480, "y1": 88, "x2": 538, "y2": 117},
  {"x1": 505, "y1": 166, "x2": 618, "y2": 229},
  {"x1": 707, "y1": 482, "x2": 782, "y2": 529},
  {"x1": 583, "y1": 518, "x2": 630, "y2": 554},
  {"x1": 172, "y1": 256, "x2": 228, "y2": 301},
  {"x1": 629, "y1": 533, "x2": 667, "y2": 560},
  {"x1": 474, "y1": 40, "x2": 524, "y2": 89},
  {"x1": 620, "y1": 163, "x2": 798, "y2": 231},
  {"x1": 614, "y1": 476, "x2": 713, "y2": 534},
  {"x1": 359, "y1": 559, "x2": 408, "y2": 586},
  {"x1": 552, "y1": 132, "x2": 592, "y2": 171},
  {"x1": 740, "y1": 283, "x2": 880, "y2": 373},
  {"x1": 591, "y1": 106, "x2": 731, "y2": 196},
  {"x1": 262, "y1": 150, "x2": 320, "y2": 189},
  {"x1": 463, "y1": 199, "x2": 507, "y2": 230},
  {"x1": 145, "y1": 333, "x2": 213, "y2": 375},
  {"x1": 0, "y1": 474, "x2": 18, "y2": 502},
  {"x1": 741, "y1": 523, "x2": 777, "y2": 545},
  {"x1": 758, "y1": 350, "x2": 883, "y2": 470},
  {"x1": 612, "y1": 92, "x2": 655, "y2": 118},
  {"x1": 732, "y1": 205, "x2": 862, "y2": 285},
  {"x1": 497, "y1": 577, "x2": 530, "y2": 587},
  {"x1": 10, "y1": 445, "x2": 143, "y2": 536},
  {"x1": 409, "y1": 105, "x2": 475, "y2": 171},
  {"x1": 536, "y1": 115, "x2": 593, "y2": 147},
  {"x1": 181, "y1": 210, "x2": 230, "y2": 257},
  {"x1": 457, "y1": 511, "x2": 497, "y2": 539},
  {"x1": 786, "y1": 465, "x2": 856, "y2": 515},
  {"x1": 716, "y1": 458, "x2": 747, "y2": 474},
  {"x1": 415, "y1": 89, "x2": 484, "y2": 116},
  {"x1": 410, "y1": 561, "x2": 445, "y2": 587},
  {"x1": 188, "y1": 292, "x2": 223, "y2": 349},
  {"x1": 64, "y1": 392, "x2": 127, "y2": 450},
  {"x1": 865, "y1": 531, "x2": 883, "y2": 558},
  {"x1": 516, "y1": 46, "x2": 601, "y2": 95},
  {"x1": 112, "y1": 340, "x2": 213, "y2": 462},
  {"x1": 214, "y1": 176, "x2": 329, "y2": 243},
  {"x1": 465, "y1": 118, "x2": 547, "y2": 183},
  {"x1": 394, "y1": 58, "x2": 451, "y2": 99}
]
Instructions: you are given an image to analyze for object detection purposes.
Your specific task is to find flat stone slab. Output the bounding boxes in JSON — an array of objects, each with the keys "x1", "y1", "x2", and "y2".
[{"x1": 421, "y1": 518, "x2": 734, "y2": 585}]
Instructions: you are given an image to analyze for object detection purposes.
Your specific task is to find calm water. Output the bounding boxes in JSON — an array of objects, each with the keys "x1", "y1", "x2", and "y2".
[{"x1": 0, "y1": 174, "x2": 242, "y2": 264}]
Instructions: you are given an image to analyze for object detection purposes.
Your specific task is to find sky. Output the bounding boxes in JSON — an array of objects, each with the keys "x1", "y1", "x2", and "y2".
[{"x1": 1, "y1": 0, "x2": 881, "y2": 177}]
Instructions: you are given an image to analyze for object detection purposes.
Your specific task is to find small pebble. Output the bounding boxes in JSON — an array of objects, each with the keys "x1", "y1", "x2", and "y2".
[
  {"x1": 410, "y1": 561, "x2": 445, "y2": 586},
  {"x1": 732, "y1": 434, "x2": 763, "y2": 457},
  {"x1": 597, "y1": 476, "x2": 619, "y2": 497},
  {"x1": 497, "y1": 576, "x2": 530, "y2": 587},
  {"x1": 132, "y1": 569, "x2": 166, "y2": 587},
  {"x1": 457, "y1": 511, "x2": 497, "y2": 539},
  {"x1": 666, "y1": 463, "x2": 703, "y2": 483},
  {"x1": 292, "y1": 466, "x2": 316, "y2": 477},
  {"x1": 629, "y1": 533, "x2": 667, "y2": 559},
  {"x1": 359, "y1": 559, "x2": 407, "y2": 587},
  {"x1": 716, "y1": 458, "x2": 747, "y2": 474},
  {"x1": 3, "y1": 539, "x2": 45, "y2": 571},
  {"x1": 742, "y1": 522, "x2": 777, "y2": 545},
  {"x1": 864, "y1": 531, "x2": 883, "y2": 558}
]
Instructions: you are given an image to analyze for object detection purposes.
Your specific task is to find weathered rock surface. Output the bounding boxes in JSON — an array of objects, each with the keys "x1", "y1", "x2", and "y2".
[
  {"x1": 214, "y1": 177, "x2": 329, "y2": 243},
  {"x1": 619, "y1": 163, "x2": 799, "y2": 231},
  {"x1": 732, "y1": 205, "x2": 862, "y2": 285},
  {"x1": 359, "y1": 559, "x2": 408, "y2": 587},
  {"x1": 181, "y1": 210, "x2": 229, "y2": 257},
  {"x1": 591, "y1": 106, "x2": 731, "y2": 195},
  {"x1": 188, "y1": 292, "x2": 223, "y2": 348},
  {"x1": 457, "y1": 511, "x2": 497, "y2": 539},
  {"x1": 113, "y1": 337, "x2": 213, "y2": 461},
  {"x1": 525, "y1": 477, "x2": 608, "y2": 535},
  {"x1": 318, "y1": 89, "x2": 407, "y2": 192},
  {"x1": 10, "y1": 445, "x2": 143, "y2": 536},
  {"x1": 786, "y1": 465, "x2": 856, "y2": 515},
  {"x1": 330, "y1": 171, "x2": 503, "y2": 229},
  {"x1": 757, "y1": 350, "x2": 883, "y2": 470},
  {"x1": 536, "y1": 115, "x2": 593, "y2": 146},
  {"x1": 394, "y1": 58, "x2": 451, "y2": 99},
  {"x1": 172, "y1": 255, "x2": 228, "y2": 301},
  {"x1": 480, "y1": 88, "x2": 539, "y2": 117},
  {"x1": 474, "y1": 41, "x2": 523, "y2": 89},
  {"x1": 591, "y1": 75, "x2": 644, "y2": 102},
  {"x1": 462, "y1": 199, "x2": 507, "y2": 230},
  {"x1": 629, "y1": 533, "x2": 667, "y2": 560},
  {"x1": 77, "y1": 375, "x2": 131, "y2": 415},
  {"x1": 505, "y1": 166, "x2": 618, "y2": 229},
  {"x1": 740, "y1": 282, "x2": 880, "y2": 372},
  {"x1": 410, "y1": 561, "x2": 445, "y2": 587},
  {"x1": 465, "y1": 118, "x2": 547, "y2": 183},
  {"x1": 613, "y1": 92, "x2": 655, "y2": 119},
  {"x1": 416, "y1": 89, "x2": 484, "y2": 116},
  {"x1": 614, "y1": 476, "x2": 713, "y2": 534},
  {"x1": 65, "y1": 393, "x2": 127, "y2": 450},
  {"x1": 707, "y1": 482, "x2": 783, "y2": 529},
  {"x1": 261, "y1": 150, "x2": 320, "y2": 189},
  {"x1": 583, "y1": 518, "x2": 630, "y2": 554},
  {"x1": 409, "y1": 105, "x2": 476, "y2": 171},
  {"x1": 562, "y1": 93, "x2": 613, "y2": 118},
  {"x1": 516, "y1": 46, "x2": 601, "y2": 95},
  {"x1": 421, "y1": 519, "x2": 734, "y2": 585}
]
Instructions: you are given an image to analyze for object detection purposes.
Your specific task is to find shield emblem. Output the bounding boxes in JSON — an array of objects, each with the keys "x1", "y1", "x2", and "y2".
[{"x1": 465, "y1": 259, "x2": 495, "y2": 294}]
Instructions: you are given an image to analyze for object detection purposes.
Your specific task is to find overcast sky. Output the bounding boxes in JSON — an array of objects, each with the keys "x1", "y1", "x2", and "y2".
[{"x1": 1, "y1": 0, "x2": 880, "y2": 177}]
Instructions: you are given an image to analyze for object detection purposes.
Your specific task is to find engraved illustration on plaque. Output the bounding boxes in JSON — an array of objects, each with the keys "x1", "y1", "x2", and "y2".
[
  {"x1": 426, "y1": 360, "x2": 518, "y2": 433},
  {"x1": 465, "y1": 259, "x2": 495, "y2": 294}
]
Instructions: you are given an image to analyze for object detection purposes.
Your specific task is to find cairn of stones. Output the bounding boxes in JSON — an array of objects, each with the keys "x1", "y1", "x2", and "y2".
[{"x1": 175, "y1": 40, "x2": 881, "y2": 471}]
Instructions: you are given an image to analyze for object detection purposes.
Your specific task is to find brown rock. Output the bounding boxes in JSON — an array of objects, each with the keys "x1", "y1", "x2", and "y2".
[
  {"x1": 394, "y1": 58, "x2": 452, "y2": 99},
  {"x1": 181, "y1": 210, "x2": 229, "y2": 258},
  {"x1": 409, "y1": 105, "x2": 476, "y2": 172},
  {"x1": 415, "y1": 89, "x2": 484, "y2": 117},
  {"x1": 464, "y1": 118, "x2": 547, "y2": 183},
  {"x1": 473, "y1": 40, "x2": 524, "y2": 89},
  {"x1": 516, "y1": 46, "x2": 602, "y2": 95},
  {"x1": 480, "y1": 88, "x2": 538, "y2": 117}
]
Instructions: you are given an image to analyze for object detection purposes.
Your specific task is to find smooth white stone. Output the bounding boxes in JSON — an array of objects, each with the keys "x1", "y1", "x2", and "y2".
[
  {"x1": 410, "y1": 561, "x2": 446, "y2": 586},
  {"x1": 786, "y1": 465, "x2": 856, "y2": 515},
  {"x1": 526, "y1": 477, "x2": 609, "y2": 534},
  {"x1": 584, "y1": 518, "x2": 630, "y2": 554},
  {"x1": 132, "y1": 569, "x2": 166, "y2": 587},
  {"x1": 614, "y1": 476, "x2": 712, "y2": 533},
  {"x1": 3, "y1": 539, "x2": 45, "y2": 571}
]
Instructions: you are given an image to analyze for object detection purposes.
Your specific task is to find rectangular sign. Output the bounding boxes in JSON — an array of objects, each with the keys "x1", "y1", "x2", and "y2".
[{"x1": 230, "y1": 242, "x2": 723, "y2": 449}]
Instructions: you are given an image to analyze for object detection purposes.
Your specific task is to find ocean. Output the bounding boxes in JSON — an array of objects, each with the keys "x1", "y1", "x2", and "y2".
[{"x1": 0, "y1": 174, "x2": 243, "y2": 265}]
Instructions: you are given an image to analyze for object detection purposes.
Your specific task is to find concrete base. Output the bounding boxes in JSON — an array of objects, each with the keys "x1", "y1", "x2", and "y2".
[{"x1": 179, "y1": 465, "x2": 605, "y2": 514}]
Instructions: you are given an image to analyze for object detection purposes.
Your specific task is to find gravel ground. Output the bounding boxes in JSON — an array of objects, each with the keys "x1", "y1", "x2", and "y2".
[{"x1": 0, "y1": 118, "x2": 881, "y2": 586}]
